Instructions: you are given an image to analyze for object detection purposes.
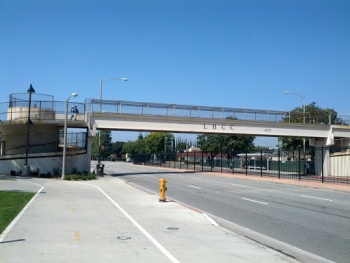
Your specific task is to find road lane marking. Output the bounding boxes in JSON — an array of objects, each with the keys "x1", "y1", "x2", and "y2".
[
  {"x1": 241, "y1": 198, "x2": 268, "y2": 205},
  {"x1": 18, "y1": 180, "x2": 43, "y2": 187},
  {"x1": 84, "y1": 183, "x2": 181, "y2": 263},
  {"x1": 74, "y1": 231, "x2": 81, "y2": 242},
  {"x1": 299, "y1": 195, "x2": 333, "y2": 202},
  {"x1": 231, "y1": 183, "x2": 247, "y2": 187},
  {"x1": 202, "y1": 213, "x2": 219, "y2": 226},
  {"x1": 188, "y1": 185, "x2": 201, "y2": 189}
]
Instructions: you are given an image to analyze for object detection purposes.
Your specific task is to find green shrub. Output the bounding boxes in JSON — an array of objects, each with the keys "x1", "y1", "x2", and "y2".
[
  {"x1": 63, "y1": 172, "x2": 96, "y2": 181},
  {"x1": 52, "y1": 167, "x2": 61, "y2": 176}
]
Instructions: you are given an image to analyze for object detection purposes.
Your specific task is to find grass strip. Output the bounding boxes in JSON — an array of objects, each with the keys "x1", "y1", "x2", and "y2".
[{"x1": 0, "y1": 191, "x2": 35, "y2": 234}]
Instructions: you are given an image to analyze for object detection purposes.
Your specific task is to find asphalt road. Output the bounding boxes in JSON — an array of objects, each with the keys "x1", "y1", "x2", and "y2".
[{"x1": 102, "y1": 161, "x2": 350, "y2": 263}]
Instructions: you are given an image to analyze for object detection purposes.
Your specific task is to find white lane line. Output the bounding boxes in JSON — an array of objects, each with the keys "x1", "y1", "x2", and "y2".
[
  {"x1": 202, "y1": 213, "x2": 219, "y2": 226},
  {"x1": 188, "y1": 185, "x2": 201, "y2": 189},
  {"x1": 231, "y1": 183, "x2": 247, "y2": 188},
  {"x1": 241, "y1": 198, "x2": 268, "y2": 205},
  {"x1": 84, "y1": 183, "x2": 181, "y2": 263},
  {"x1": 0, "y1": 186, "x2": 44, "y2": 243},
  {"x1": 299, "y1": 195, "x2": 333, "y2": 202},
  {"x1": 17, "y1": 180, "x2": 43, "y2": 188}
]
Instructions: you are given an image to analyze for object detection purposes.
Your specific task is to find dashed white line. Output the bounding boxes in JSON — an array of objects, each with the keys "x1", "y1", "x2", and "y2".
[
  {"x1": 231, "y1": 183, "x2": 247, "y2": 188},
  {"x1": 299, "y1": 195, "x2": 333, "y2": 202},
  {"x1": 188, "y1": 185, "x2": 201, "y2": 189},
  {"x1": 241, "y1": 198, "x2": 268, "y2": 205}
]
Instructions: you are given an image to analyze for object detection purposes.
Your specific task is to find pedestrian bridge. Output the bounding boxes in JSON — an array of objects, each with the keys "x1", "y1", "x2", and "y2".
[
  {"x1": 87, "y1": 99, "x2": 350, "y2": 147},
  {"x1": 1, "y1": 96, "x2": 350, "y2": 177}
]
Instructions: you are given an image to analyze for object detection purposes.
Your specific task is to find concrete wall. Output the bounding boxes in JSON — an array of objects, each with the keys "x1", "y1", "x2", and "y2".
[
  {"x1": 7, "y1": 106, "x2": 55, "y2": 121},
  {"x1": 329, "y1": 152, "x2": 350, "y2": 177}
]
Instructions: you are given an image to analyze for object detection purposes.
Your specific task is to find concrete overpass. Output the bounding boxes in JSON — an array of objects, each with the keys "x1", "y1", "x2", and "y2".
[
  {"x1": 1, "y1": 96, "x2": 350, "y2": 177},
  {"x1": 88, "y1": 99, "x2": 350, "y2": 148}
]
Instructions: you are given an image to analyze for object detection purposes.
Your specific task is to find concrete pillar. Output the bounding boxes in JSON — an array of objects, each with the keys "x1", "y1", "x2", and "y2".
[
  {"x1": 312, "y1": 138, "x2": 329, "y2": 177},
  {"x1": 86, "y1": 136, "x2": 93, "y2": 172}
]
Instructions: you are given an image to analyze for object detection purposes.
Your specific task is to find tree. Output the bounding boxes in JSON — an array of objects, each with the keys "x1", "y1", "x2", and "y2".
[
  {"x1": 91, "y1": 130, "x2": 112, "y2": 160},
  {"x1": 280, "y1": 102, "x2": 338, "y2": 150},
  {"x1": 197, "y1": 134, "x2": 255, "y2": 154},
  {"x1": 197, "y1": 115, "x2": 255, "y2": 154},
  {"x1": 122, "y1": 133, "x2": 146, "y2": 155},
  {"x1": 285, "y1": 102, "x2": 337, "y2": 125},
  {"x1": 111, "y1": 141, "x2": 125, "y2": 159},
  {"x1": 175, "y1": 137, "x2": 194, "y2": 152},
  {"x1": 145, "y1": 132, "x2": 174, "y2": 153},
  {"x1": 134, "y1": 133, "x2": 147, "y2": 154}
]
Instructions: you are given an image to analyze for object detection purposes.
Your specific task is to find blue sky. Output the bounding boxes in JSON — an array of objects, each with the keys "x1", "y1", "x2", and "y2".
[{"x1": 1, "y1": 0, "x2": 349, "y2": 146}]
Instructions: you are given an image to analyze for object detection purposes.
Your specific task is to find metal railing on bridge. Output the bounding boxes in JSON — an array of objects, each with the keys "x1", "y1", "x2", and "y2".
[
  {"x1": 0, "y1": 93, "x2": 85, "y2": 123},
  {"x1": 1, "y1": 95, "x2": 349, "y2": 125},
  {"x1": 85, "y1": 98, "x2": 350, "y2": 125}
]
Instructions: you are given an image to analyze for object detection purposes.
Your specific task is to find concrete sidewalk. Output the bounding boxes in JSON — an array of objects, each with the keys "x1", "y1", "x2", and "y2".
[{"x1": 0, "y1": 175, "x2": 333, "y2": 263}]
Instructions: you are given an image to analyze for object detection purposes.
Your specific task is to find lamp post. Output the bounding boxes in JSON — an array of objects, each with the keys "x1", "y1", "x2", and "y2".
[
  {"x1": 61, "y1": 93, "x2": 78, "y2": 179},
  {"x1": 99, "y1": 77, "x2": 128, "y2": 112},
  {"x1": 98, "y1": 77, "x2": 127, "y2": 165},
  {"x1": 23, "y1": 84, "x2": 35, "y2": 176},
  {"x1": 284, "y1": 90, "x2": 306, "y2": 172},
  {"x1": 284, "y1": 91, "x2": 305, "y2": 124}
]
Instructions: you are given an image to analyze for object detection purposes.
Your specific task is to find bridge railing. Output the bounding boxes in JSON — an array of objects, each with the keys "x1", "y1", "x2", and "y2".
[
  {"x1": 0, "y1": 100, "x2": 85, "y2": 123},
  {"x1": 85, "y1": 98, "x2": 349, "y2": 125},
  {"x1": 1, "y1": 97, "x2": 349, "y2": 125},
  {"x1": 86, "y1": 99, "x2": 290, "y2": 122}
]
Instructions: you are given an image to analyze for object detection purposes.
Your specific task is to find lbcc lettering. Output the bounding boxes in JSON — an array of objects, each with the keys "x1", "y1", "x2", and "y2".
[{"x1": 203, "y1": 124, "x2": 234, "y2": 130}]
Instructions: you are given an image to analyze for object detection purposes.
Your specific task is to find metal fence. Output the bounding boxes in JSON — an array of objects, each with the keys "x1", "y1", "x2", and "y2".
[
  {"x1": 0, "y1": 131, "x2": 87, "y2": 158},
  {"x1": 133, "y1": 146, "x2": 350, "y2": 185},
  {"x1": 1, "y1": 93, "x2": 85, "y2": 123}
]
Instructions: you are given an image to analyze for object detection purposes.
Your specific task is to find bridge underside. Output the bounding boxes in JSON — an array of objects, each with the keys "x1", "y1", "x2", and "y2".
[{"x1": 90, "y1": 113, "x2": 336, "y2": 140}]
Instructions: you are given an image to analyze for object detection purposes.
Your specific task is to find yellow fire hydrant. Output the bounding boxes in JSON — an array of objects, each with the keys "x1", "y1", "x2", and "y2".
[{"x1": 159, "y1": 178, "x2": 168, "y2": 202}]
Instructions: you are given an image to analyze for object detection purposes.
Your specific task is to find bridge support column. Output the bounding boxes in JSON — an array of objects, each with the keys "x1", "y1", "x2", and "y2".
[
  {"x1": 310, "y1": 138, "x2": 329, "y2": 178},
  {"x1": 86, "y1": 136, "x2": 93, "y2": 172}
]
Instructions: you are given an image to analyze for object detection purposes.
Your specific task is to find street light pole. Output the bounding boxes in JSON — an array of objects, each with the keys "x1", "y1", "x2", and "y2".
[
  {"x1": 284, "y1": 90, "x2": 306, "y2": 172},
  {"x1": 61, "y1": 93, "x2": 78, "y2": 179},
  {"x1": 284, "y1": 91, "x2": 305, "y2": 123},
  {"x1": 99, "y1": 77, "x2": 128, "y2": 112},
  {"x1": 98, "y1": 77, "x2": 127, "y2": 165},
  {"x1": 24, "y1": 84, "x2": 35, "y2": 176}
]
